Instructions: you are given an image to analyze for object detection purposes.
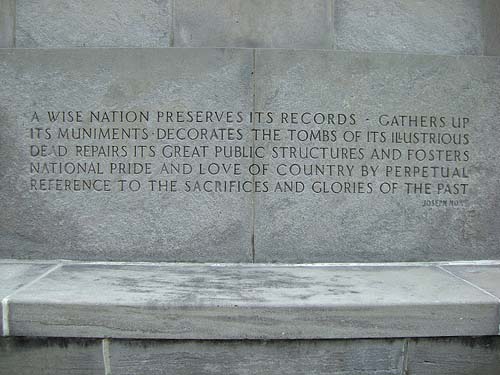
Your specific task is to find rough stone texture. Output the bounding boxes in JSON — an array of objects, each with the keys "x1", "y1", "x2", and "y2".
[
  {"x1": 483, "y1": 0, "x2": 500, "y2": 56},
  {"x1": 0, "y1": 337, "x2": 104, "y2": 375},
  {"x1": 334, "y1": 0, "x2": 484, "y2": 55},
  {"x1": 1, "y1": 48, "x2": 500, "y2": 263},
  {"x1": 407, "y1": 337, "x2": 500, "y2": 374},
  {"x1": 2, "y1": 335, "x2": 500, "y2": 374},
  {"x1": 11, "y1": 0, "x2": 498, "y2": 54},
  {"x1": 16, "y1": 0, "x2": 172, "y2": 47},
  {"x1": 109, "y1": 339, "x2": 405, "y2": 375},
  {"x1": 0, "y1": 262, "x2": 56, "y2": 334},
  {"x1": 0, "y1": 48, "x2": 253, "y2": 262},
  {"x1": 173, "y1": 0, "x2": 333, "y2": 49},
  {"x1": 0, "y1": 0, "x2": 14, "y2": 48},
  {"x1": 443, "y1": 265, "x2": 500, "y2": 298},
  {"x1": 6, "y1": 263, "x2": 499, "y2": 339},
  {"x1": 254, "y1": 49, "x2": 500, "y2": 263}
]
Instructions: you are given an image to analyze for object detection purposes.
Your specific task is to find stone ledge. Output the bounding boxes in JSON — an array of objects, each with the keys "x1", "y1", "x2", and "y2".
[{"x1": 1, "y1": 260, "x2": 500, "y2": 340}]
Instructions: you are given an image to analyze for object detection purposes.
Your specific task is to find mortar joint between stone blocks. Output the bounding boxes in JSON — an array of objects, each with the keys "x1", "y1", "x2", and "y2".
[
  {"x1": 102, "y1": 338, "x2": 112, "y2": 375},
  {"x1": 401, "y1": 338, "x2": 409, "y2": 375},
  {"x1": 251, "y1": 47, "x2": 256, "y2": 263},
  {"x1": 1, "y1": 297, "x2": 9, "y2": 336}
]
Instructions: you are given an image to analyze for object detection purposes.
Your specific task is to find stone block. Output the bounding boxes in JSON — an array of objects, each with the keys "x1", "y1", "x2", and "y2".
[
  {"x1": 109, "y1": 339, "x2": 405, "y2": 375},
  {"x1": 173, "y1": 0, "x2": 333, "y2": 49},
  {"x1": 0, "y1": 0, "x2": 14, "y2": 47},
  {"x1": 16, "y1": 0, "x2": 172, "y2": 47},
  {"x1": 0, "y1": 337, "x2": 104, "y2": 375},
  {"x1": 0, "y1": 48, "x2": 254, "y2": 262},
  {"x1": 334, "y1": 0, "x2": 483, "y2": 55},
  {"x1": 2, "y1": 48, "x2": 500, "y2": 263},
  {"x1": 254, "y1": 49, "x2": 500, "y2": 262},
  {"x1": 407, "y1": 337, "x2": 500, "y2": 374},
  {"x1": 483, "y1": 0, "x2": 500, "y2": 56},
  {"x1": 7, "y1": 263, "x2": 499, "y2": 339},
  {"x1": 0, "y1": 262, "x2": 57, "y2": 335}
]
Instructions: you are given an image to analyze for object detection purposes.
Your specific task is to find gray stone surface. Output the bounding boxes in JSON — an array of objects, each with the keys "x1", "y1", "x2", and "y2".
[
  {"x1": 0, "y1": 262, "x2": 55, "y2": 298},
  {"x1": 0, "y1": 0, "x2": 14, "y2": 48},
  {"x1": 1, "y1": 48, "x2": 500, "y2": 263},
  {"x1": 7, "y1": 263, "x2": 499, "y2": 339},
  {"x1": 0, "y1": 262, "x2": 56, "y2": 334},
  {"x1": 407, "y1": 337, "x2": 500, "y2": 374},
  {"x1": 0, "y1": 48, "x2": 254, "y2": 262},
  {"x1": 443, "y1": 265, "x2": 500, "y2": 298},
  {"x1": 0, "y1": 337, "x2": 104, "y2": 375},
  {"x1": 11, "y1": 0, "x2": 497, "y2": 54},
  {"x1": 173, "y1": 0, "x2": 333, "y2": 49},
  {"x1": 16, "y1": 0, "x2": 172, "y2": 47},
  {"x1": 483, "y1": 0, "x2": 500, "y2": 56},
  {"x1": 334, "y1": 0, "x2": 484, "y2": 55},
  {"x1": 109, "y1": 339, "x2": 405, "y2": 375},
  {"x1": 254, "y1": 49, "x2": 500, "y2": 263},
  {"x1": 2, "y1": 335, "x2": 500, "y2": 375}
]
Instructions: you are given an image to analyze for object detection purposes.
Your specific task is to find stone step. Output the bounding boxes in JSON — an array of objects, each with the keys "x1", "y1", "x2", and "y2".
[
  {"x1": 2, "y1": 259, "x2": 500, "y2": 374},
  {"x1": 2, "y1": 0, "x2": 499, "y2": 55},
  {"x1": 2, "y1": 260, "x2": 500, "y2": 340}
]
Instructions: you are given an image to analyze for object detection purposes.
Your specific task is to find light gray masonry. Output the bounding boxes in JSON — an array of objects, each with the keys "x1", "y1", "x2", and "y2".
[
  {"x1": 334, "y1": 0, "x2": 484, "y2": 55},
  {"x1": 1, "y1": 48, "x2": 500, "y2": 262},
  {"x1": 7, "y1": 0, "x2": 499, "y2": 55},
  {"x1": 108, "y1": 339, "x2": 406, "y2": 375},
  {"x1": 0, "y1": 262, "x2": 56, "y2": 334},
  {"x1": 16, "y1": 0, "x2": 172, "y2": 47},
  {"x1": 443, "y1": 265, "x2": 500, "y2": 298},
  {"x1": 13, "y1": 0, "x2": 334, "y2": 49},
  {"x1": 0, "y1": 262, "x2": 55, "y2": 298},
  {"x1": 2, "y1": 261, "x2": 500, "y2": 372},
  {"x1": 6, "y1": 263, "x2": 499, "y2": 339},
  {"x1": 254, "y1": 49, "x2": 500, "y2": 262},
  {"x1": 0, "y1": 48, "x2": 254, "y2": 262},
  {"x1": 0, "y1": 337, "x2": 104, "y2": 375},
  {"x1": 407, "y1": 337, "x2": 500, "y2": 375},
  {"x1": 0, "y1": 0, "x2": 14, "y2": 48},
  {"x1": 483, "y1": 0, "x2": 500, "y2": 56},
  {"x1": 2, "y1": 335, "x2": 500, "y2": 374},
  {"x1": 173, "y1": 0, "x2": 333, "y2": 49},
  {"x1": 2, "y1": 0, "x2": 500, "y2": 372}
]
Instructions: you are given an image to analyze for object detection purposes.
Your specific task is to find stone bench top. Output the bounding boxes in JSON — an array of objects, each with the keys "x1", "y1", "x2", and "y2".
[{"x1": 1, "y1": 260, "x2": 500, "y2": 340}]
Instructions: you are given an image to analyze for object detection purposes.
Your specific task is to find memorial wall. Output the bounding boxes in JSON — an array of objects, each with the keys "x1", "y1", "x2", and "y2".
[
  {"x1": 2, "y1": 1, "x2": 500, "y2": 374},
  {"x1": 0, "y1": 48, "x2": 499, "y2": 262}
]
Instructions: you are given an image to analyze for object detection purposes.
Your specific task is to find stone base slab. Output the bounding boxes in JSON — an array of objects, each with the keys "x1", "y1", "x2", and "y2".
[{"x1": 2, "y1": 260, "x2": 500, "y2": 340}]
